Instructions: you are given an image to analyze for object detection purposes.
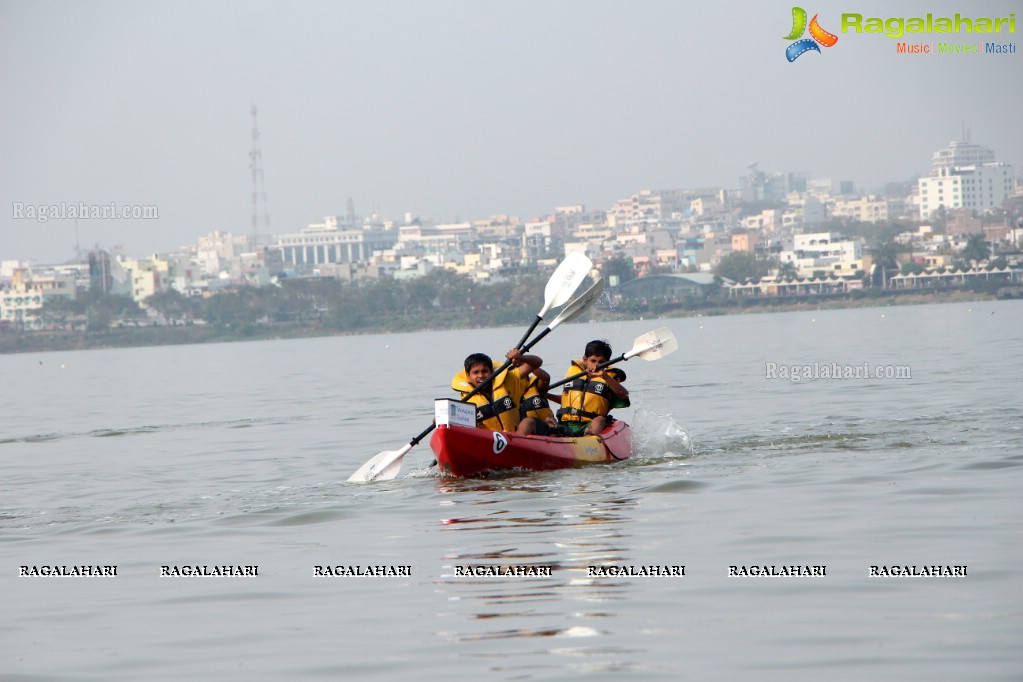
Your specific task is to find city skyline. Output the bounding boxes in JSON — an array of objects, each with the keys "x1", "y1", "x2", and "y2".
[{"x1": 2, "y1": 0, "x2": 1021, "y2": 263}]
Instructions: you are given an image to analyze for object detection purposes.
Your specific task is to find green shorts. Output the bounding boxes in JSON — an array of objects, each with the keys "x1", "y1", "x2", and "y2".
[
  {"x1": 556, "y1": 415, "x2": 616, "y2": 437},
  {"x1": 556, "y1": 421, "x2": 591, "y2": 437}
]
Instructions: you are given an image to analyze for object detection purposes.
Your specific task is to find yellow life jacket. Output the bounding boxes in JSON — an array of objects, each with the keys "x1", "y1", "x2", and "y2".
[
  {"x1": 519, "y1": 375, "x2": 554, "y2": 422},
  {"x1": 451, "y1": 363, "x2": 527, "y2": 432},
  {"x1": 557, "y1": 360, "x2": 628, "y2": 423}
]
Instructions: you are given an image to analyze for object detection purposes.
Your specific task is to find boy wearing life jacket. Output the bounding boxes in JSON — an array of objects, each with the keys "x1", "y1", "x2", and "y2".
[
  {"x1": 519, "y1": 366, "x2": 559, "y2": 433},
  {"x1": 451, "y1": 348, "x2": 545, "y2": 434},
  {"x1": 555, "y1": 340, "x2": 629, "y2": 436}
]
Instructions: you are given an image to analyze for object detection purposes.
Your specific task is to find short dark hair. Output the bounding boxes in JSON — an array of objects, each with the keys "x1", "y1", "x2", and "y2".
[
  {"x1": 464, "y1": 352, "x2": 492, "y2": 373},
  {"x1": 584, "y1": 339, "x2": 612, "y2": 359}
]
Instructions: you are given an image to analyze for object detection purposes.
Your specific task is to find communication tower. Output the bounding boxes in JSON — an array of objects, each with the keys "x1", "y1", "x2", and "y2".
[{"x1": 249, "y1": 105, "x2": 270, "y2": 247}]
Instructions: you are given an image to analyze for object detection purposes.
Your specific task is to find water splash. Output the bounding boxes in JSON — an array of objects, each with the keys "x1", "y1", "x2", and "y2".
[{"x1": 628, "y1": 409, "x2": 694, "y2": 459}]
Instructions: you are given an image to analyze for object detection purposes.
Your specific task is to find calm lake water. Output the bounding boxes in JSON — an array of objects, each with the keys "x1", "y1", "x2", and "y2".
[{"x1": 2, "y1": 300, "x2": 1021, "y2": 680}]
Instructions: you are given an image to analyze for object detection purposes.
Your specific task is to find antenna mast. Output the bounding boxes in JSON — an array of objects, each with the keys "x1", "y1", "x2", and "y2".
[{"x1": 249, "y1": 105, "x2": 270, "y2": 247}]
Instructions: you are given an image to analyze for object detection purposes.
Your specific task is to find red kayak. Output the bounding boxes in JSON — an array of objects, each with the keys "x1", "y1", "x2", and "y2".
[{"x1": 430, "y1": 421, "x2": 632, "y2": 478}]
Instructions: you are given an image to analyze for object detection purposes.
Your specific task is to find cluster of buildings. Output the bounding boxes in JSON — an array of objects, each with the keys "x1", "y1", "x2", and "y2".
[{"x1": 3, "y1": 140, "x2": 1022, "y2": 329}]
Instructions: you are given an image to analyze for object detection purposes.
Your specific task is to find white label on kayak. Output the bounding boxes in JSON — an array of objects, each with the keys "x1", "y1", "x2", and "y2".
[
  {"x1": 435, "y1": 399, "x2": 476, "y2": 428},
  {"x1": 492, "y1": 432, "x2": 508, "y2": 454}
]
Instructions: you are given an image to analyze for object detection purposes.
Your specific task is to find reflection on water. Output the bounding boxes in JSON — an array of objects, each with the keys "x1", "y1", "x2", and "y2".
[{"x1": 431, "y1": 478, "x2": 646, "y2": 673}]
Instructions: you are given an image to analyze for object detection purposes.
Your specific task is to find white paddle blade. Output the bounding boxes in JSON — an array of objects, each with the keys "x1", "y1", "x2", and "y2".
[
  {"x1": 372, "y1": 454, "x2": 406, "y2": 481},
  {"x1": 625, "y1": 327, "x2": 678, "y2": 361},
  {"x1": 539, "y1": 252, "x2": 592, "y2": 316},
  {"x1": 347, "y1": 443, "x2": 412, "y2": 482},
  {"x1": 549, "y1": 279, "x2": 604, "y2": 331}
]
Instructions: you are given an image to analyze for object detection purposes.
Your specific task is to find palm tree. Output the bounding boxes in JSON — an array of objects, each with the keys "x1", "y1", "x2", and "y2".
[
  {"x1": 145, "y1": 289, "x2": 199, "y2": 325},
  {"x1": 930, "y1": 205, "x2": 948, "y2": 233},
  {"x1": 778, "y1": 261, "x2": 799, "y2": 281},
  {"x1": 41, "y1": 296, "x2": 86, "y2": 328},
  {"x1": 404, "y1": 278, "x2": 437, "y2": 315},
  {"x1": 960, "y1": 234, "x2": 991, "y2": 268},
  {"x1": 870, "y1": 241, "x2": 900, "y2": 289},
  {"x1": 601, "y1": 255, "x2": 636, "y2": 287}
]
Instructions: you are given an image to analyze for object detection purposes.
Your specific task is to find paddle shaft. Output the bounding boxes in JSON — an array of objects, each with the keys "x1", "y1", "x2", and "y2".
[
  {"x1": 408, "y1": 354, "x2": 519, "y2": 452},
  {"x1": 466, "y1": 263, "x2": 597, "y2": 400},
  {"x1": 413, "y1": 340, "x2": 544, "y2": 454},
  {"x1": 455, "y1": 322, "x2": 553, "y2": 407},
  {"x1": 420, "y1": 322, "x2": 560, "y2": 465},
  {"x1": 514, "y1": 315, "x2": 545, "y2": 353},
  {"x1": 546, "y1": 353, "x2": 629, "y2": 392},
  {"x1": 415, "y1": 281, "x2": 596, "y2": 466},
  {"x1": 406, "y1": 422, "x2": 437, "y2": 449}
]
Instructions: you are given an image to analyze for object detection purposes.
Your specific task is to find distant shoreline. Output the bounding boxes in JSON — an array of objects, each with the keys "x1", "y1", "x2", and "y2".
[
  {"x1": 654, "y1": 289, "x2": 999, "y2": 318},
  {"x1": 0, "y1": 289, "x2": 1009, "y2": 355}
]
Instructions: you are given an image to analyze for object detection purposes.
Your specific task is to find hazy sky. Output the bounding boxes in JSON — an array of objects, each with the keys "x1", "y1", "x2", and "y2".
[{"x1": 2, "y1": 0, "x2": 1021, "y2": 263}]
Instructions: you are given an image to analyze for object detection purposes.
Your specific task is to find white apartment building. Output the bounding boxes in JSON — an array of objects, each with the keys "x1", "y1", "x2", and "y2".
[
  {"x1": 197, "y1": 230, "x2": 253, "y2": 259},
  {"x1": 277, "y1": 217, "x2": 398, "y2": 269},
  {"x1": 132, "y1": 268, "x2": 161, "y2": 303},
  {"x1": 806, "y1": 178, "x2": 837, "y2": 198},
  {"x1": 608, "y1": 189, "x2": 710, "y2": 230},
  {"x1": 0, "y1": 268, "x2": 76, "y2": 327},
  {"x1": 118, "y1": 257, "x2": 167, "y2": 303},
  {"x1": 195, "y1": 231, "x2": 254, "y2": 277},
  {"x1": 780, "y1": 232, "x2": 864, "y2": 277},
  {"x1": 741, "y1": 209, "x2": 783, "y2": 232},
  {"x1": 395, "y1": 223, "x2": 475, "y2": 262},
  {"x1": 524, "y1": 221, "x2": 553, "y2": 239},
  {"x1": 792, "y1": 232, "x2": 862, "y2": 260},
  {"x1": 918, "y1": 163, "x2": 1015, "y2": 219},
  {"x1": 571, "y1": 223, "x2": 613, "y2": 244},
  {"x1": 608, "y1": 191, "x2": 666, "y2": 229},
  {"x1": 831, "y1": 195, "x2": 892, "y2": 223}
]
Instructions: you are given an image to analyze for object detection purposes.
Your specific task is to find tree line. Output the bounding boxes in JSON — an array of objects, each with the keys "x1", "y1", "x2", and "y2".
[
  {"x1": 36, "y1": 267, "x2": 595, "y2": 335},
  {"x1": 23, "y1": 231, "x2": 1011, "y2": 341}
]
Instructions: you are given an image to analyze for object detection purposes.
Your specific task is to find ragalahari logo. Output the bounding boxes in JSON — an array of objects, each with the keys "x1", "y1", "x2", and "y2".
[{"x1": 784, "y1": 7, "x2": 839, "y2": 61}]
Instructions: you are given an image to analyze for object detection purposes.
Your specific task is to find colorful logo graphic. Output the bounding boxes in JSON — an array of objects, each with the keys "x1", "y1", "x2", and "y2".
[{"x1": 784, "y1": 7, "x2": 839, "y2": 61}]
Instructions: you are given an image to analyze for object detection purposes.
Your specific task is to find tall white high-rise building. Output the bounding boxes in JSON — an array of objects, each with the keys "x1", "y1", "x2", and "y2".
[
  {"x1": 919, "y1": 138, "x2": 1014, "y2": 220},
  {"x1": 918, "y1": 163, "x2": 1015, "y2": 220},
  {"x1": 931, "y1": 140, "x2": 996, "y2": 173}
]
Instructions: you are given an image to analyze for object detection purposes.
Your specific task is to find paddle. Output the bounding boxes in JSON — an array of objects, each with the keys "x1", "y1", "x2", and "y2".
[
  {"x1": 513, "y1": 251, "x2": 592, "y2": 350},
  {"x1": 546, "y1": 327, "x2": 679, "y2": 392},
  {"x1": 347, "y1": 255, "x2": 594, "y2": 483},
  {"x1": 467, "y1": 277, "x2": 605, "y2": 398},
  {"x1": 518, "y1": 278, "x2": 604, "y2": 352}
]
